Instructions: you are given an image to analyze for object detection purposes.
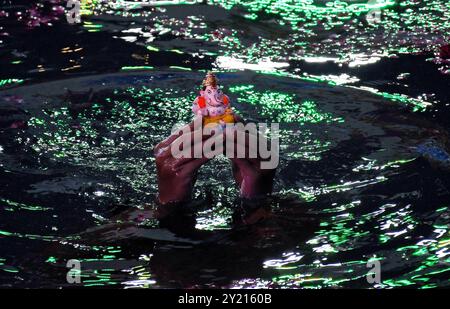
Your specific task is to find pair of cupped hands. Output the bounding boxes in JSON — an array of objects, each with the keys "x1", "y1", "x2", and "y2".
[{"x1": 154, "y1": 113, "x2": 276, "y2": 214}]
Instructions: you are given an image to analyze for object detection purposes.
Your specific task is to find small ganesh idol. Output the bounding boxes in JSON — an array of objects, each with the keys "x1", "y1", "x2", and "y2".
[{"x1": 192, "y1": 72, "x2": 235, "y2": 127}]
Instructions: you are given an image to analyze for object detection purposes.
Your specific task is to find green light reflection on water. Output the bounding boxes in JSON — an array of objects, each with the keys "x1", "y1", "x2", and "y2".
[
  {"x1": 25, "y1": 86, "x2": 195, "y2": 205},
  {"x1": 228, "y1": 84, "x2": 342, "y2": 124},
  {"x1": 0, "y1": 198, "x2": 52, "y2": 212},
  {"x1": 0, "y1": 79, "x2": 24, "y2": 88}
]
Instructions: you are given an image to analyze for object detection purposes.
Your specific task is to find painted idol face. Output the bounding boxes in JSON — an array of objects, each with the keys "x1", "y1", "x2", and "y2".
[{"x1": 200, "y1": 85, "x2": 225, "y2": 107}]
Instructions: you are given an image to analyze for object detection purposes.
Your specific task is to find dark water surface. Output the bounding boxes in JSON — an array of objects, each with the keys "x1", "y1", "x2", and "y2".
[{"x1": 0, "y1": 1, "x2": 449, "y2": 288}]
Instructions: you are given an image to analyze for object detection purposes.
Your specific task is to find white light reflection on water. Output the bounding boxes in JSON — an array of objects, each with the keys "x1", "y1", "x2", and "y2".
[{"x1": 215, "y1": 56, "x2": 289, "y2": 72}]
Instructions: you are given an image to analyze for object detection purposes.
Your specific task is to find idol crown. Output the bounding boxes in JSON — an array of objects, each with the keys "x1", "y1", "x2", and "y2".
[{"x1": 202, "y1": 71, "x2": 218, "y2": 88}]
